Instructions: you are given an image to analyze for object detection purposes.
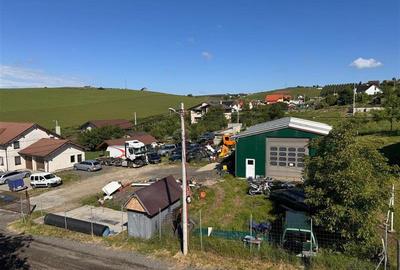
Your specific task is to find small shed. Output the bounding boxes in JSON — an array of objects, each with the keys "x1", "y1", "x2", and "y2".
[
  {"x1": 234, "y1": 117, "x2": 332, "y2": 180},
  {"x1": 124, "y1": 175, "x2": 181, "y2": 239}
]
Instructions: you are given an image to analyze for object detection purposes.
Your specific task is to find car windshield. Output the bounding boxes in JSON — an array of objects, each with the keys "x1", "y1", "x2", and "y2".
[
  {"x1": 93, "y1": 161, "x2": 100, "y2": 165},
  {"x1": 44, "y1": 174, "x2": 55, "y2": 179}
]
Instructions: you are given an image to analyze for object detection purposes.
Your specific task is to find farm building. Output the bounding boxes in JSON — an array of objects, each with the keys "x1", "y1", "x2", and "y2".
[
  {"x1": 97, "y1": 132, "x2": 157, "y2": 158},
  {"x1": 124, "y1": 175, "x2": 181, "y2": 239},
  {"x1": 80, "y1": 119, "x2": 133, "y2": 132},
  {"x1": 234, "y1": 117, "x2": 332, "y2": 180}
]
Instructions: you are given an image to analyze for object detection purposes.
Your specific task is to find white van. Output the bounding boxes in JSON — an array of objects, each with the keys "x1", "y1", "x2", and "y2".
[{"x1": 30, "y1": 172, "x2": 62, "y2": 188}]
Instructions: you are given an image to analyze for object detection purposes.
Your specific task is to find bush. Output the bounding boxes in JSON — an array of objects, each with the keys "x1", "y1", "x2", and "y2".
[{"x1": 78, "y1": 126, "x2": 124, "y2": 150}]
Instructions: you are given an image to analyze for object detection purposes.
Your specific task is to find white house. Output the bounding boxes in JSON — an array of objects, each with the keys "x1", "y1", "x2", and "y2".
[
  {"x1": 189, "y1": 103, "x2": 211, "y2": 124},
  {"x1": 356, "y1": 82, "x2": 383, "y2": 96},
  {"x1": 0, "y1": 122, "x2": 84, "y2": 172}
]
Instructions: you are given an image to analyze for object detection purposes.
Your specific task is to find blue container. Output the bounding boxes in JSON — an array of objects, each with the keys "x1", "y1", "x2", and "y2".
[{"x1": 8, "y1": 178, "x2": 26, "y2": 192}]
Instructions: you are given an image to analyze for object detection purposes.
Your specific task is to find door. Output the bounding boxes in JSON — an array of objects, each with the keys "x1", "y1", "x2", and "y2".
[
  {"x1": 25, "y1": 156, "x2": 33, "y2": 170},
  {"x1": 245, "y1": 159, "x2": 255, "y2": 179},
  {"x1": 266, "y1": 138, "x2": 309, "y2": 181},
  {"x1": 36, "y1": 158, "x2": 45, "y2": 171}
]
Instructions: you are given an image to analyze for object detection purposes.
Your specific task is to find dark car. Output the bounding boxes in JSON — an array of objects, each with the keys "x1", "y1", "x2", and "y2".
[
  {"x1": 169, "y1": 152, "x2": 182, "y2": 162},
  {"x1": 147, "y1": 152, "x2": 161, "y2": 164}
]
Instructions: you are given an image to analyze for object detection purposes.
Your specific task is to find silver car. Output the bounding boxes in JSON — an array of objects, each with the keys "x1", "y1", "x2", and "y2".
[
  {"x1": 157, "y1": 144, "x2": 176, "y2": 156},
  {"x1": 0, "y1": 170, "x2": 31, "y2": 184},
  {"x1": 73, "y1": 160, "x2": 102, "y2": 172}
]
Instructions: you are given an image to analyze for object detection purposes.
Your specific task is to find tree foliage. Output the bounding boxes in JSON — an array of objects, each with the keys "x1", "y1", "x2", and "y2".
[
  {"x1": 78, "y1": 126, "x2": 125, "y2": 150},
  {"x1": 304, "y1": 122, "x2": 392, "y2": 258},
  {"x1": 231, "y1": 103, "x2": 287, "y2": 127},
  {"x1": 373, "y1": 82, "x2": 400, "y2": 132},
  {"x1": 189, "y1": 106, "x2": 228, "y2": 140}
]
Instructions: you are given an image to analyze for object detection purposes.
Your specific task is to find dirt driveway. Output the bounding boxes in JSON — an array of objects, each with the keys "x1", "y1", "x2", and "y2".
[{"x1": 30, "y1": 163, "x2": 217, "y2": 212}]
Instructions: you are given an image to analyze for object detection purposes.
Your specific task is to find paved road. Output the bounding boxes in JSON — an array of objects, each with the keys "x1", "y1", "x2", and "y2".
[{"x1": 0, "y1": 210, "x2": 179, "y2": 270}]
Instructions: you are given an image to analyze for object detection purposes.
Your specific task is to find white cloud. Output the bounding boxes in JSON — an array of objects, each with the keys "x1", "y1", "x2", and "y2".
[
  {"x1": 350, "y1": 57, "x2": 383, "y2": 69},
  {"x1": 201, "y1": 51, "x2": 213, "y2": 61},
  {"x1": 0, "y1": 65, "x2": 85, "y2": 88}
]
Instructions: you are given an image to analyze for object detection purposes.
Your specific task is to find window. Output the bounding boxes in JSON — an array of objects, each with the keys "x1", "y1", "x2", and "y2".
[
  {"x1": 44, "y1": 174, "x2": 55, "y2": 179},
  {"x1": 270, "y1": 152, "x2": 277, "y2": 156},
  {"x1": 297, "y1": 148, "x2": 306, "y2": 152},
  {"x1": 13, "y1": 141, "x2": 20, "y2": 149},
  {"x1": 70, "y1": 155, "x2": 75, "y2": 163},
  {"x1": 279, "y1": 147, "x2": 287, "y2": 151},
  {"x1": 247, "y1": 160, "x2": 254, "y2": 165},
  {"x1": 0, "y1": 157, "x2": 3, "y2": 166},
  {"x1": 77, "y1": 154, "x2": 82, "y2": 162},
  {"x1": 15, "y1": 156, "x2": 21, "y2": 165},
  {"x1": 270, "y1": 147, "x2": 277, "y2": 151}
]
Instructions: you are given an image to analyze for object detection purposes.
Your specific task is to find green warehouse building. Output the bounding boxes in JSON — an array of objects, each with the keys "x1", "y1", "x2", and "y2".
[{"x1": 234, "y1": 117, "x2": 332, "y2": 180}]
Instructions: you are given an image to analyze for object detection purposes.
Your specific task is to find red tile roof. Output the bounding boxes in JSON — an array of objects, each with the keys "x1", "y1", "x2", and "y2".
[
  {"x1": 0, "y1": 122, "x2": 35, "y2": 145},
  {"x1": 19, "y1": 138, "x2": 83, "y2": 158},
  {"x1": 82, "y1": 119, "x2": 133, "y2": 130},
  {"x1": 265, "y1": 94, "x2": 291, "y2": 103}
]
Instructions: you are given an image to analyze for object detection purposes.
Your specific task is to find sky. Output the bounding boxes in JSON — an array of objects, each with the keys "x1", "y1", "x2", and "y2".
[{"x1": 0, "y1": 0, "x2": 399, "y2": 94}]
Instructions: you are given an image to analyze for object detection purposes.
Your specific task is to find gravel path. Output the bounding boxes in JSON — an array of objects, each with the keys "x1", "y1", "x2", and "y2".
[{"x1": 30, "y1": 163, "x2": 216, "y2": 212}]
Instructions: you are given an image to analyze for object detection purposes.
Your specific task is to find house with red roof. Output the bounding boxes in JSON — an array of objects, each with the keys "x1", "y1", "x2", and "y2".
[
  {"x1": 0, "y1": 122, "x2": 84, "y2": 172},
  {"x1": 265, "y1": 94, "x2": 291, "y2": 104}
]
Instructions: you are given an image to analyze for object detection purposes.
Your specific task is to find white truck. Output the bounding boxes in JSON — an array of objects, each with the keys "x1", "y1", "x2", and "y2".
[{"x1": 99, "y1": 140, "x2": 148, "y2": 168}]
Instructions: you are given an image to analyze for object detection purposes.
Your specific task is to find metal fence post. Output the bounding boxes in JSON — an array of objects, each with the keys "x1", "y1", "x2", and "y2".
[
  {"x1": 250, "y1": 213, "x2": 253, "y2": 252},
  {"x1": 159, "y1": 208, "x2": 161, "y2": 240},
  {"x1": 200, "y1": 209, "x2": 203, "y2": 252},
  {"x1": 385, "y1": 223, "x2": 388, "y2": 270},
  {"x1": 397, "y1": 239, "x2": 400, "y2": 270},
  {"x1": 20, "y1": 194, "x2": 24, "y2": 222},
  {"x1": 90, "y1": 207, "x2": 94, "y2": 237},
  {"x1": 121, "y1": 205, "x2": 124, "y2": 233},
  {"x1": 64, "y1": 206, "x2": 67, "y2": 230}
]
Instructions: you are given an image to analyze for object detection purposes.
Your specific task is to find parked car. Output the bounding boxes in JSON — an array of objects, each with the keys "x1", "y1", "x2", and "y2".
[
  {"x1": 0, "y1": 170, "x2": 31, "y2": 185},
  {"x1": 169, "y1": 152, "x2": 182, "y2": 162},
  {"x1": 147, "y1": 152, "x2": 161, "y2": 164},
  {"x1": 30, "y1": 172, "x2": 62, "y2": 188},
  {"x1": 158, "y1": 144, "x2": 176, "y2": 156},
  {"x1": 74, "y1": 160, "x2": 102, "y2": 172}
]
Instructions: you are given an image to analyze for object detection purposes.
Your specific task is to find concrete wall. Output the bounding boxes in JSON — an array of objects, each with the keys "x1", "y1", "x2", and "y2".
[
  {"x1": 127, "y1": 200, "x2": 180, "y2": 239},
  {"x1": 47, "y1": 145, "x2": 85, "y2": 172},
  {"x1": 0, "y1": 128, "x2": 54, "y2": 172}
]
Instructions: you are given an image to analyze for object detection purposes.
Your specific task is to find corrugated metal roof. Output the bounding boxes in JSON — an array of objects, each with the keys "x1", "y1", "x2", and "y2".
[{"x1": 233, "y1": 117, "x2": 332, "y2": 139}]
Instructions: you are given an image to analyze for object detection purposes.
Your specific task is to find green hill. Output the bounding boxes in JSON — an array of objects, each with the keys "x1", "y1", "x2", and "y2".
[
  {"x1": 0, "y1": 87, "x2": 205, "y2": 128},
  {"x1": 247, "y1": 87, "x2": 321, "y2": 100}
]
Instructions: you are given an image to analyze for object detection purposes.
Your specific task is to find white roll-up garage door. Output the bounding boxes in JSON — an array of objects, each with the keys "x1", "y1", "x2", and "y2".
[{"x1": 266, "y1": 138, "x2": 309, "y2": 181}]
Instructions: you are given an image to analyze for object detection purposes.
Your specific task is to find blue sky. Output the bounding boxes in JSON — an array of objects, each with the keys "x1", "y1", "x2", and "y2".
[{"x1": 0, "y1": 0, "x2": 399, "y2": 94}]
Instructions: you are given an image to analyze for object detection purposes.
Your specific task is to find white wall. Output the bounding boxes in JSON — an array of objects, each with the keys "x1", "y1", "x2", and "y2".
[
  {"x1": 1, "y1": 128, "x2": 54, "y2": 171},
  {"x1": 47, "y1": 145, "x2": 85, "y2": 172}
]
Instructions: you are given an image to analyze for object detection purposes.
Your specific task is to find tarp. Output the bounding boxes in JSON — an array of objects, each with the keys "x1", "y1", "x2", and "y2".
[{"x1": 102, "y1": 181, "x2": 122, "y2": 196}]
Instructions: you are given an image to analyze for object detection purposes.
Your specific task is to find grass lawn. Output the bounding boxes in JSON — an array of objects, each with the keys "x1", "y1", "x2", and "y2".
[{"x1": 0, "y1": 88, "x2": 205, "y2": 128}]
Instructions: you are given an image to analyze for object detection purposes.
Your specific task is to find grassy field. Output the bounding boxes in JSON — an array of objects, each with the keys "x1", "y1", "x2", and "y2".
[
  {"x1": 0, "y1": 87, "x2": 205, "y2": 128},
  {"x1": 247, "y1": 87, "x2": 321, "y2": 100}
]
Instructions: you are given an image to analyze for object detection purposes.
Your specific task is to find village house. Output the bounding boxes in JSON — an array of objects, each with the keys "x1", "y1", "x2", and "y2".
[
  {"x1": 265, "y1": 94, "x2": 292, "y2": 104},
  {"x1": 356, "y1": 81, "x2": 383, "y2": 96},
  {"x1": 0, "y1": 122, "x2": 85, "y2": 172}
]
